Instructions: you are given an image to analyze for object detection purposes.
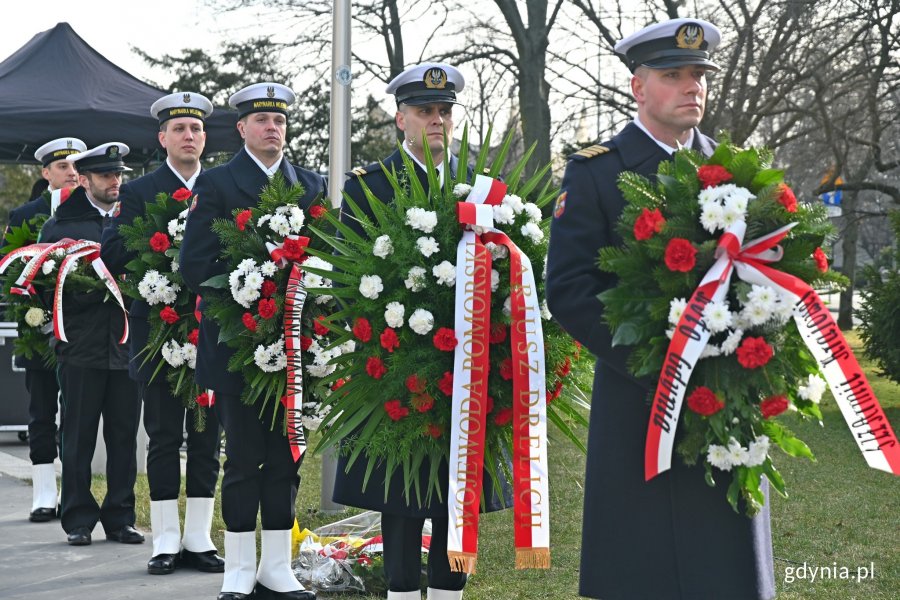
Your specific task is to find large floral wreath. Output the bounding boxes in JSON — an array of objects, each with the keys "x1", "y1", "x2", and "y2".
[
  {"x1": 598, "y1": 138, "x2": 900, "y2": 514},
  {"x1": 309, "y1": 128, "x2": 591, "y2": 571}
]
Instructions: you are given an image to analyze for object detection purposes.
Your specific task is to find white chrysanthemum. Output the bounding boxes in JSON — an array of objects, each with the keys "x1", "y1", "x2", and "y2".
[
  {"x1": 540, "y1": 298, "x2": 551, "y2": 320},
  {"x1": 171, "y1": 258, "x2": 180, "y2": 272},
  {"x1": 301, "y1": 415, "x2": 323, "y2": 431},
  {"x1": 721, "y1": 206, "x2": 744, "y2": 228},
  {"x1": 453, "y1": 183, "x2": 472, "y2": 198},
  {"x1": 385, "y1": 302, "x2": 405, "y2": 328},
  {"x1": 260, "y1": 261, "x2": 278, "y2": 277},
  {"x1": 244, "y1": 271, "x2": 264, "y2": 290},
  {"x1": 138, "y1": 270, "x2": 180, "y2": 305},
  {"x1": 700, "y1": 343, "x2": 721, "y2": 359},
  {"x1": 359, "y1": 274, "x2": 383, "y2": 299},
  {"x1": 707, "y1": 444, "x2": 733, "y2": 471},
  {"x1": 747, "y1": 436, "x2": 770, "y2": 467},
  {"x1": 167, "y1": 217, "x2": 185, "y2": 240},
  {"x1": 700, "y1": 202, "x2": 725, "y2": 233},
  {"x1": 24, "y1": 307, "x2": 46, "y2": 327},
  {"x1": 182, "y1": 343, "x2": 197, "y2": 369},
  {"x1": 288, "y1": 206, "x2": 305, "y2": 232},
  {"x1": 503, "y1": 295, "x2": 512, "y2": 317},
  {"x1": 340, "y1": 338, "x2": 356, "y2": 355},
  {"x1": 372, "y1": 235, "x2": 394, "y2": 259},
  {"x1": 747, "y1": 285, "x2": 777, "y2": 312},
  {"x1": 724, "y1": 192, "x2": 749, "y2": 214},
  {"x1": 236, "y1": 287, "x2": 260, "y2": 307},
  {"x1": 490, "y1": 269, "x2": 501, "y2": 292},
  {"x1": 523, "y1": 203, "x2": 542, "y2": 223},
  {"x1": 668, "y1": 298, "x2": 688, "y2": 326},
  {"x1": 256, "y1": 214, "x2": 271, "y2": 227},
  {"x1": 727, "y1": 437, "x2": 750, "y2": 467},
  {"x1": 492, "y1": 204, "x2": 515, "y2": 225},
  {"x1": 742, "y1": 304, "x2": 770, "y2": 326},
  {"x1": 502, "y1": 194, "x2": 525, "y2": 214},
  {"x1": 486, "y1": 241, "x2": 509, "y2": 260},
  {"x1": 268, "y1": 214, "x2": 291, "y2": 236},
  {"x1": 405, "y1": 207, "x2": 438, "y2": 233},
  {"x1": 521, "y1": 222, "x2": 544, "y2": 244},
  {"x1": 721, "y1": 328, "x2": 744, "y2": 355},
  {"x1": 237, "y1": 258, "x2": 257, "y2": 273},
  {"x1": 416, "y1": 236, "x2": 440, "y2": 257},
  {"x1": 703, "y1": 301, "x2": 733, "y2": 334},
  {"x1": 697, "y1": 186, "x2": 723, "y2": 207},
  {"x1": 404, "y1": 266, "x2": 427, "y2": 292},
  {"x1": 254, "y1": 338, "x2": 286, "y2": 372},
  {"x1": 725, "y1": 186, "x2": 755, "y2": 208},
  {"x1": 408, "y1": 308, "x2": 434, "y2": 335},
  {"x1": 798, "y1": 374, "x2": 827, "y2": 403},
  {"x1": 432, "y1": 261, "x2": 456, "y2": 286},
  {"x1": 161, "y1": 340, "x2": 186, "y2": 368},
  {"x1": 41, "y1": 260, "x2": 56, "y2": 275}
]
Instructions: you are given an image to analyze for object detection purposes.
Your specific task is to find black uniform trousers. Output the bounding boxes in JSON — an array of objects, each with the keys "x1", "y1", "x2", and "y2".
[
  {"x1": 142, "y1": 379, "x2": 220, "y2": 501},
  {"x1": 216, "y1": 392, "x2": 301, "y2": 532},
  {"x1": 25, "y1": 368, "x2": 61, "y2": 465},
  {"x1": 58, "y1": 365, "x2": 140, "y2": 533},
  {"x1": 381, "y1": 513, "x2": 466, "y2": 592}
]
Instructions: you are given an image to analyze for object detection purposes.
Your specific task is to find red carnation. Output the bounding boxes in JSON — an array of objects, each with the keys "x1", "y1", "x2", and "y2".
[
  {"x1": 236, "y1": 209, "x2": 253, "y2": 231},
  {"x1": 188, "y1": 328, "x2": 199, "y2": 346},
  {"x1": 777, "y1": 184, "x2": 798, "y2": 213},
  {"x1": 261, "y1": 280, "x2": 277, "y2": 298},
  {"x1": 664, "y1": 238, "x2": 697, "y2": 272},
  {"x1": 257, "y1": 298, "x2": 277, "y2": 320},
  {"x1": 433, "y1": 327, "x2": 458, "y2": 352},
  {"x1": 412, "y1": 393, "x2": 435, "y2": 413},
  {"x1": 331, "y1": 378, "x2": 346, "y2": 391},
  {"x1": 438, "y1": 371, "x2": 454, "y2": 396},
  {"x1": 547, "y1": 380, "x2": 563, "y2": 404},
  {"x1": 489, "y1": 323, "x2": 507, "y2": 345},
  {"x1": 384, "y1": 399, "x2": 408, "y2": 421},
  {"x1": 313, "y1": 316, "x2": 329, "y2": 336},
  {"x1": 813, "y1": 247, "x2": 829, "y2": 273},
  {"x1": 425, "y1": 423, "x2": 443, "y2": 439},
  {"x1": 760, "y1": 395, "x2": 790, "y2": 419},
  {"x1": 555, "y1": 356, "x2": 571, "y2": 378},
  {"x1": 352, "y1": 317, "x2": 372, "y2": 342},
  {"x1": 633, "y1": 207, "x2": 666, "y2": 241},
  {"x1": 499, "y1": 358, "x2": 513, "y2": 381},
  {"x1": 196, "y1": 392, "x2": 214, "y2": 407},
  {"x1": 242, "y1": 312, "x2": 258, "y2": 332},
  {"x1": 405, "y1": 374, "x2": 426, "y2": 394},
  {"x1": 697, "y1": 164, "x2": 733, "y2": 189},
  {"x1": 366, "y1": 356, "x2": 387, "y2": 379},
  {"x1": 150, "y1": 232, "x2": 171, "y2": 253},
  {"x1": 310, "y1": 205, "x2": 327, "y2": 219},
  {"x1": 380, "y1": 327, "x2": 399, "y2": 353},
  {"x1": 300, "y1": 335, "x2": 313, "y2": 351},
  {"x1": 736, "y1": 336, "x2": 774, "y2": 369},
  {"x1": 159, "y1": 306, "x2": 179, "y2": 324},
  {"x1": 485, "y1": 396, "x2": 495, "y2": 414},
  {"x1": 282, "y1": 237, "x2": 307, "y2": 262},
  {"x1": 172, "y1": 187, "x2": 192, "y2": 202},
  {"x1": 494, "y1": 407, "x2": 513, "y2": 426},
  {"x1": 686, "y1": 386, "x2": 725, "y2": 416}
]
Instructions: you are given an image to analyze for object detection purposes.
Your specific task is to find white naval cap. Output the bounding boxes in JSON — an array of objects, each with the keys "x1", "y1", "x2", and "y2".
[
  {"x1": 34, "y1": 137, "x2": 87, "y2": 166},
  {"x1": 151, "y1": 91, "x2": 214, "y2": 124},
  {"x1": 67, "y1": 142, "x2": 132, "y2": 173},
  {"x1": 228, "y1": 82, "x2": 296, "y2": 118},
  {"x1": 385, "y1": 62, "x2": 465, "y2": 106},
  {"x1": 615, "y1": 18, "x2": 721, "y2": 73}
]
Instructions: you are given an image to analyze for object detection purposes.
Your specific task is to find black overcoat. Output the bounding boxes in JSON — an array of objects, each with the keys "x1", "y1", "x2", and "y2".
[
  {"x1": 101, "y1": 164, "x2": 192, "y2": 382},
  {"x1": 179, "y1": 148, "x2": 326, "y2": 395},
  {"x1": 331, "y1": 148, "x2": 512, "y2": 518},
  {"x1": 545, "y1": 122, "x2": 775, "y2": 600}
]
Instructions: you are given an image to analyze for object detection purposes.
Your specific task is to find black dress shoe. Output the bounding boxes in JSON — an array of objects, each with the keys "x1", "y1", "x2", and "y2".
[
  {"x1": 105, "y1": 525, "x2": 145, "y2": 544},
  {"x1": 180, "y1": 548, "x2": 225, "y2": 572},
  {"x1": 147, "y1": 553, "x2": 178, "y2": 575},
  {"x1": 67, "y1": 527, "x2": 92, "y2": 546},
  {"x1": 254, "y1": 582, "x2": 316, "y2": 600},
  {"x1": 29, "y1": 507, "x2": 57, "y2": 522},
  {"x1": 217, "y1": 593, "x2": 252, "y2": 600}
]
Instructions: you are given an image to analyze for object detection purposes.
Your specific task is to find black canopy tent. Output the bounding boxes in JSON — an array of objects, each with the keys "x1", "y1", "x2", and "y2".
[{"x1": 0, "y1": 22, "x2": 241, "y2": 165}]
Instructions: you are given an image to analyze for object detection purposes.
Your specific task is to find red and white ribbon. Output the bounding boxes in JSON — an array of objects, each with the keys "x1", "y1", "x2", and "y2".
[
  {"x1": 266, "y1": 235, "x2": 310, "y2": 268},
  {"x1": 645, "y1": 221, "x2": 900, "y2": 480},
  {"x1": 283, "y1": 263, "x2": 309, "y2": 462}
]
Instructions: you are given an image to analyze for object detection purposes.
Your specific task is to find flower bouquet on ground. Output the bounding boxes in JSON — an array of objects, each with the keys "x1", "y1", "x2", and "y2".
[
  {"x1": 199, "y1": 174, "x2": 341, "y2": 449},
  {"x1": 309, "y1": 126, "x2": 591, "y2": 571},
  {"x1": 1, "y1": 214, "x2": 128, "y2": 364},
  {"x1": 598, "y1": 137, "x2": 900, "y2": 514},
  {"x1": 117, "y1": 187, "x2": 211, "y2": 429}
]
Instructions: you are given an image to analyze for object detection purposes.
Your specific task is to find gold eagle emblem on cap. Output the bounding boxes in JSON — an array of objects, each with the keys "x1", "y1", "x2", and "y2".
[
  {"x1": 183, "y1": 93, "x2": 191, "y2": 103},
  {"x1": 108, "y1": 146, "x2": 119, "y2": 158},
  {"x1": 266, "y1": 86, "x2": 275, "y2": 98},
  {"x1": 675, "y1": 24, "x2": 703, "y2": 49},
  {"x1": 423, "y1": 68, "x2": 448, "y2": 89},
  {"x1": 66, "y1": 140, "x2": 73, "y2": 149}
]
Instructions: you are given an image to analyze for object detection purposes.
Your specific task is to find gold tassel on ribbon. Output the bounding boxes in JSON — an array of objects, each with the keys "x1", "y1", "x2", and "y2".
[
  {"x1": 515, "y1": 547, "x2": 551, "y2": 570},
  {"x1": 447, "y1": 551, "x2": 478, "y2": 574}
]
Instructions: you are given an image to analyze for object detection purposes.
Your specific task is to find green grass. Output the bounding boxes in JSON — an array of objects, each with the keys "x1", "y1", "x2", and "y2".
[{"x1": 90, "y1": 331, "x2": 898, "y2": 599}]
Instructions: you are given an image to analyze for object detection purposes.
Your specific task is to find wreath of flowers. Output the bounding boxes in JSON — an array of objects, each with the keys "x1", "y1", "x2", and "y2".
[
  {"x1": 597, "y1": 138, "x2": 848, "y2": 514},
  {"x1": 118, "y1": 187, "x2": 212, "y2": 428},
  {"x1": 309, "y1": 128, "x2": 591, "y2": 504},
  {"x1": 199, "y1": 174, "x2": 340, "y2": 431}
]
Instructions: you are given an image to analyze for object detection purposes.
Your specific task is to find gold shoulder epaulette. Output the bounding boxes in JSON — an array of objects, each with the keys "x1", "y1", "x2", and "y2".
[
  {"x1": 572, "y1": 144, "x2": 610, "y2": 159},
  {"x1": 350, "y1": 166, "x2": 367, "y2": 177}
]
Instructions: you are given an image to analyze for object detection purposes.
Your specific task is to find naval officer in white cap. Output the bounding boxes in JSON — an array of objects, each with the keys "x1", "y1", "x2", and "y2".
[
  {"x1": 100, "y1": 91, "x2": 224, "y2": 576},
  {"x1": 547, "y1": 17, "x2": 776, "y2": 600},
  {"x1": 179, "y1": 82, "x2": 325, "y2": 600}
]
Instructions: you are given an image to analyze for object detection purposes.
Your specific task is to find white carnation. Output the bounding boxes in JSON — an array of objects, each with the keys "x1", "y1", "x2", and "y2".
[
  {"x1": 359, "y1": 274, "x2": 383, "y2": 299},
  {"x1": 491, "y1": 269, "x2": 500, "y2": 292},
  {"x1": 405, "y1": 207, "x2": 438, "y2": 233},
  {"x1": 492, "y1": 203, "x2": 515, "y2": 225},
  {"x1": 503, "y1": 194, "x2": 525, "y2": 214},
  {"x1": 520, "y1": 222, "x2": 544, "y2": 244},
  {"x1": 432, "y1": 261, "x2": 456, "y2": 286},
  {"x1": 798, "y1": 374, "x2": 827, "y2": 403},
  {"x1": 405, "y1": 266, "x2": 427, "y2": 292},
  {"x1": 453, "y1": 183, "x2": 472, "y2": 198},
  {"x1": 408, "y1": 308, "x2": 434, "y2": 334},
  {"x1": 487, "y1": 242, "x2": 509, "y2": 261},
  {"x1": 416, "y1": 236, "x2": 440, "y2": 257},
  {"x1": 541, "y1": 298, "x2": 551, "y2": 320},
  {"x1": 503, "y1": 295, "x2": 512, "y2": 316},
  {"x1": 384, "y1": 302, "x2": 405, "y2": 328},
  {"x1": 523, "y1": 203, "x2": 542, "y2": 223},
  {"x1": 372, "y1": 235, "x2": 394, "y2": 259},
  {"x1": 41, "y1": 260, "x2": 56, "y2": 275}
]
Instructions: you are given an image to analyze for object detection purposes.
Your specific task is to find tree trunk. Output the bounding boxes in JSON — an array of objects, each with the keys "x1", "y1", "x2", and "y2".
[
  {"x1": 517, "y1": 47, "x2": 552, "y2": 179},
  {"x1": 838, "y1": 191, "x2": 858, "y2": 330}
]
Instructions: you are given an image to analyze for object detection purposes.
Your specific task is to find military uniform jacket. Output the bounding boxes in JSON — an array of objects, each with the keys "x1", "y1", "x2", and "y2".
[
  {"x1": 39, "y1": 188, "x2": 130, "y2": 370},
  {"x1": 545, "y1": 122, "x2": 775, "y2": 600},
  {"x1": 101, "y1": 163, "x2": 194, "y2": 382},
  {"x1": 3, "y1": 193, "x2": 54, "y2": 370},
  {"x1": 179, "y1": 147, "x2": 326, "y2": 395},
  {"x1": 332, "y1": 148, "x2": 513, "y2": 518}
]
